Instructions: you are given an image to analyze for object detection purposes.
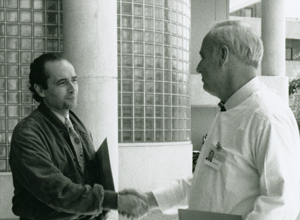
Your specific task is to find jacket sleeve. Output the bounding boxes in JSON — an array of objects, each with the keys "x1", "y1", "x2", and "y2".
[
  {"x1": 9, "y1": 122, "x2": 117, "y2": 217},
  {"x1": 245, "y1": 119, "x2": 300, "y2": 220}
]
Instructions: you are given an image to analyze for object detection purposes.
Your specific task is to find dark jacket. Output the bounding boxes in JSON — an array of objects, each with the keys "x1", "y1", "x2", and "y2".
[{"x1": 9, "y1": 102, "x2": 117, "y2": 220}]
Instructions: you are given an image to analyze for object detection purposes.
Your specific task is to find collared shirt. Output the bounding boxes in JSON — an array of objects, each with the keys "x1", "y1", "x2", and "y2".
[
  {"x1": 51, "y1": 109, "x2": 68, "y2": 124},
  {"x1": 224, "y1": 77, "x2": 262, "y2": 111},
  {"x1": 153, "y1": 77, "x2": 300, "y2": 219},
  {"x1": 41, "y1": 102, "x2": 71, "y2": 125}
]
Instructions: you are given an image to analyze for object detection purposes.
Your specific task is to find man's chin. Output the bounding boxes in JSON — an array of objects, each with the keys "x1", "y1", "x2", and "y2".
[
  {"x1": 66, "y1": 102, "x2": 77, "y2": 110},
  {"x1": 70, "y1": 104, "x2": 77, "y2": 110},
  {"x1": 203, "y1": 86, "x2": 216, "y2": 97},
  {"x1": 203, "y1": 85, "x2": 210, "y2": 93}
]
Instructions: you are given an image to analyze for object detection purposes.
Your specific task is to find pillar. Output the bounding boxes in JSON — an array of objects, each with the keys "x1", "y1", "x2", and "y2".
[
  {"x1": 261, "y1": 0, "x2": 286, "y2": 76},
  {"x1": 260, "y1": 0, "x2": 288, "y2": 102},
  {"x1": 62, "y1": 1, "x2": 118, "y2": 219}
]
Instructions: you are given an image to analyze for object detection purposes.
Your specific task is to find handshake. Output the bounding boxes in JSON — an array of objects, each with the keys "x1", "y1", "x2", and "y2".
[{"x1": 117, "y1": 188, "x2": 158, "y2": 219}]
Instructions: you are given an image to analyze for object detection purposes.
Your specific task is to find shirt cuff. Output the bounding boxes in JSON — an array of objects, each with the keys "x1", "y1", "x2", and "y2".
[
  {"x1": 102, "y1": 190, "x2": 118, "y2": 210},
  {"x1": 152, "y1": 186, "x2": 177, "y2": 212}
]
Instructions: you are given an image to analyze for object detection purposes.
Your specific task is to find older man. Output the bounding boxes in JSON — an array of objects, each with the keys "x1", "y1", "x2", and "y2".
[
  {"x1": 9, "y1": 53, "x2": 147, "y2": 220},
  {"x1": 124, "y1": 20, "x2": 300, "y2": 220}
]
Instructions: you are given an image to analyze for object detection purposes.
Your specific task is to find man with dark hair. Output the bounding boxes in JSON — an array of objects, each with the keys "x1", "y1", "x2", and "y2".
[
  {"x1": 28, "y1": 53, "x2": 64, "y2": 102},
  {"x1": 9, "y1": 53, "x2": 147, "y2": 220}
]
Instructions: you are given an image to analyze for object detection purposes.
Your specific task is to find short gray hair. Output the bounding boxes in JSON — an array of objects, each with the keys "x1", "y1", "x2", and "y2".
[{"x1": 207, "y1": 20, "x2": 263, "y2": 69}]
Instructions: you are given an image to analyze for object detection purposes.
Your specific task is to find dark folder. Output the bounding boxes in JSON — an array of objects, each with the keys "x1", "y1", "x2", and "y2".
[
  {"x1": 179, "y1": 209, "x2": 242, "y2": 220},
  {"x1": 95, "y1": 138, "x2": 115, "y2": 191}
]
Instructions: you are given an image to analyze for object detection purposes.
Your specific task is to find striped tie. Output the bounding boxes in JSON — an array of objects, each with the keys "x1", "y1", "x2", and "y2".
[{"x1": 65, "y1": 117, "x2": 85, "y2": 172}]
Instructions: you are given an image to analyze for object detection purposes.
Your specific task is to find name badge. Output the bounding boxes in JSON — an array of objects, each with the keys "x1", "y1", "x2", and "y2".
[{"x1": 204, "y1": 142, "x2": 225, "y2": 170}]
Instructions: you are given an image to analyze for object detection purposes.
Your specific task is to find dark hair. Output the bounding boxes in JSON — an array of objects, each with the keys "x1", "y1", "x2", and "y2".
[{"x1": 29, "y1": 53, "x2": 65, "y2": 102}]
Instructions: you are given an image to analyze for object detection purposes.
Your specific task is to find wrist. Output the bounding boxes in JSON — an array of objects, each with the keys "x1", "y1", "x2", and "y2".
[{"x1": 103, "y1": 190, "x2": 118, "y2": 210}]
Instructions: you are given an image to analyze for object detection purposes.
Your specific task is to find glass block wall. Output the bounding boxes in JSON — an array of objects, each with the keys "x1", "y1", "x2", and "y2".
[
  {"x1": 0, "y1": 0, "x2": 191, "y2": 171},
  {"x1": 0, "y1": 0, "x2": 63, "y2": 171},
  {"x1": 117, "y1": 0, "x2": 191, "y2": 143}
]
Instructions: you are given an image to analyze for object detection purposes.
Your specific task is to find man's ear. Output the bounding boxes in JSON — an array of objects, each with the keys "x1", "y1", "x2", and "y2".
[
  {"x1": 219, "y1": 45, "x2": 229, "y2": 67},
  {"x1": 34, "y1": 84, "x2": 46, "y2": 98}
]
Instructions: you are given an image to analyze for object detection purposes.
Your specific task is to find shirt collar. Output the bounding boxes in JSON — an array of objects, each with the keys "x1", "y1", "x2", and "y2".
[
  {"x1": 50, "y1": 109, "x2": 69, "y2": 124},
  {"x1": 224, "y1": 77, "x2": 262, "y2": 111}
]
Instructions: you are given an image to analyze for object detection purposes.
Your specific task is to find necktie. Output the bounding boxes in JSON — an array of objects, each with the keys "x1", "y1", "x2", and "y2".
[
  {"x1": 65, "y1": 117, "x2": 85, "y2": 172},
  {"x1": 218, "y1": 101, "x2": 226, "y2": 112}
]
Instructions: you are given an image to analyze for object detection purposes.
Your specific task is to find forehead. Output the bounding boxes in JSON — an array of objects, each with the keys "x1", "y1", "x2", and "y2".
[{"x1": 44, "y1": 59, "x2": 75, "y2": 79}]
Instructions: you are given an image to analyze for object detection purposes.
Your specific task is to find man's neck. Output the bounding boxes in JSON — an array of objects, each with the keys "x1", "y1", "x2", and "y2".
[
  {"x1": 42, "y1": 101, "x2": 69, "y2": 120},
  {"x1": 220, "y1": 66, "x2": 257, "y2": 102}
]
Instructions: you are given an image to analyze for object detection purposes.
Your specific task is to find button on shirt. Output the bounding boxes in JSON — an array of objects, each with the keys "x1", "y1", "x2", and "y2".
[
  {"x1": 153, "y1": 77, "x2": 300, "y2": 219},
  {"x1": 52, "y1": 111, "x2": 85, "y2": 173}
]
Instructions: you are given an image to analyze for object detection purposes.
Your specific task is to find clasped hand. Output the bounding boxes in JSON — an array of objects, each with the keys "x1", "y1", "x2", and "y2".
[{"x1": 118, "y1": 189, "x2": 150, "y2": 220}]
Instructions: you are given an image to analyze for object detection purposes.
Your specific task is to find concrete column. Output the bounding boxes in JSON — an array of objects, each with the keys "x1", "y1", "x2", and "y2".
[
  {"x1": 62, "y1": 1, "x2": 118, "y2": 218},
  {"x1": 261, "y1": 0, "x2": 286, "y2": 76},
  {"x1": 260, "y1": 0, "x2": 289, "y2": 103}
]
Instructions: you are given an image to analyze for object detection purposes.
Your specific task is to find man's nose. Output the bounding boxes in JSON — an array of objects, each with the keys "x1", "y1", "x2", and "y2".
[{"x1": 68, "y1": 81, "x2": 76, "y2": 93}]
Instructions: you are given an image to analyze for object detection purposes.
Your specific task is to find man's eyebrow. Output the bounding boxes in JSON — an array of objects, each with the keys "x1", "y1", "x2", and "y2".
[
  {"x1": 57, "y1": 76, "x2": 77, "y2": 81},
  {"x1": 56, "y1": 78, "x2": 67, "y2": 83}
]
